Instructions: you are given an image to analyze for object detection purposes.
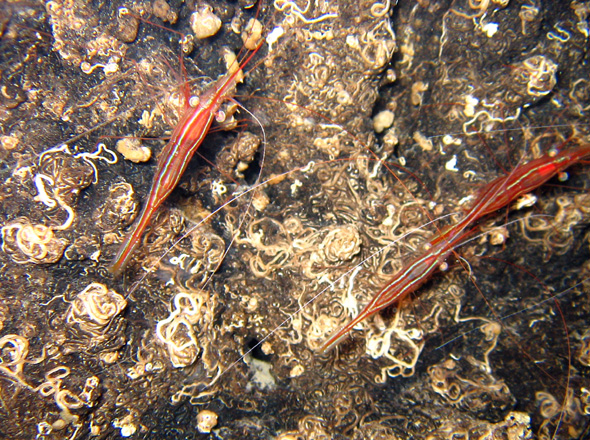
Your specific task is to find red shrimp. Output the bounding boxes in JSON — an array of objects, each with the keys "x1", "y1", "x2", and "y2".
[
  {"x1": 321, "y1": 227, "x2": 474, "y2": 351},
  {"x1": 322, "y1": 143, "x2": 590, "y2": 351},
  {"x1": 108, "y1": 41, "x2": 263, "y2": 274},
  {"x1": 432, "y1": 143, "x2": 590, "y2": 247},
  {"x1": 463, "y1": 143, "x2": 590, "y2": 221}
]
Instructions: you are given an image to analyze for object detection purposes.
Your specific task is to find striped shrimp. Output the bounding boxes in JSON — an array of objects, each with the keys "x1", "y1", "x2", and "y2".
[
  {"x1": 321, "y1": 144, "x2": 590, "y2": 352},
  {"x1": 108, "y1": 18, "x2": 264, "y2": 274},
  {"x1": 1, "y1": 1, "x2": 590, "y2": 439}
]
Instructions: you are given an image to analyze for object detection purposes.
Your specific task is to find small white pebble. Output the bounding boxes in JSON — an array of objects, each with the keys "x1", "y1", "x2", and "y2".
[
  {"x1": 445, "y1": 155, "x2": 459, "y2": 172},
  {"x1": 514, "y1": 193, "x2": 537, "y2": 210},
  {"x1": 242, "y1": 18, "x2": 263, "y2": 50},
  {"x1": 120, "y1": 425, "x2": 136, "y2": 437},
  {"x1": 481, "y1": 22, "x2": 499, "y2": 37},
  {"x1": 197, "y1": 410, "x2": 218, "y2": 433},
  {"x1": 0, "y1": 135, "x2": 19, "y2": 150},
  {"x1": 413, "y1": 131, "x2": 433, "y2": 151},
  {"x1": 464, "y1": 95, "x2": 479, "y2": 117},
  {"x1": 290, "y1": 364, "x2": 305, "y2": 378},
  {"x1": 373, "y1": 110, "x2": 394, "y2": 133},
  {"x1": 116, "y1": 138, "x2": 151, "y2": 163},
  {"x1": 190, "y1": 5, "x2": 222, "y2": 39},
  {"x1": 266, "y1": 26, "x2": 284, "y2": 51},
  {"x1": 251, "y1": 189, "x2": 269, "y2": 212}
]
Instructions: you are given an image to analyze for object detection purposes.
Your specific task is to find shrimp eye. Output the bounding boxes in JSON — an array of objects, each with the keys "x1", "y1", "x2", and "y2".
[
  {"x1": 558, "y1": 171, "x2": 568, "y2": 182},
  {"x1": 189, "y1": 96, "x2": 200, "y2": 108},
  {"x1": 215, "y1": 110, "x2": 226, "y2": 123}
]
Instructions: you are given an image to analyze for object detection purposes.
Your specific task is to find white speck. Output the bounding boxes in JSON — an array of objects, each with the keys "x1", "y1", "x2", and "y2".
[
  {"x1": 211, "y1": 179, "x2": 227, "y2": 197},
  {"x1": 266, "y1": 26, "x2": 284, "y2": 51},
  {"x1": 33, "y1": 174, "x2": 57, "y2": 207},
  {"x1": 290, "y1": 179, "x2": 302, "y2": 195},
  {"x1": 482, "y1": 22, "x2": 499, "y2": 37},
  {"x1": 169, "y1": 253, "x2": 190, "y2": 267},
  {"x1": 442, "y1": 134, "x2": 461, "y2": 146},
  {"x1": 445, "y1": 155, "x2": 459, "y2": 172},
  {"x1": 346, "y1": 35, "x2": 359, "y2": 49},
  {"x1": 245, "y1": 356, "x2": 276, "y2": 391},
  {"x1": 342, "y1": 267, "x2": 361, "y2": 316},
  {"x1": 301, "y1": 161, "x2": 315, "y2": 173},
  {"x1": 104, "y1": 61, "x2": 119, "y2": 75},
  {"x1": 514, "y1": 194, "x2": 537, "y2": 210},
  {"x1": 120, "y1": 425, "x2": 136, "y2": 437},
  {"x1": 459, "y1": 195, "x2": 474, "y2": 206},
  {"x1": 373, "y1": 110, "x2": 394, "y2": 133},
  {"x1": 407, "y1": 328, "x2": 422, "y2": 340},
  {"x1": 464, "y1": 95, "x2": 479, "y2": 117}
]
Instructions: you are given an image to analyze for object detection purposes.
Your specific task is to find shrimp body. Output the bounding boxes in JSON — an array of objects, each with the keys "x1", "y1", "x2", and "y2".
[
  {"x1": 430, "y1": 145, "x2": 590, "y2": 248},
  {"x1": 321, "y1": 228, "x2": 472, "y2": 352},
  {"x1": 466, "y1": 145, "x2": 590, "y2": 221},
  {"x1": 109, "y1": 50, "x2": 259, "y2": 275},
  {"x1": 322, "y1": 144, "x2": 590, "y2": 351}
]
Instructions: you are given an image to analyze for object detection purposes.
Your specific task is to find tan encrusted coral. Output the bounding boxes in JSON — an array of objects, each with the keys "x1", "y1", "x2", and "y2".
[
  {"x1": 157, "y1": 315, "x2": 199, "y2": 368},
  {"x1": 66, "y1": 283, "x2": 127, "y2": 336},
  {"x1": 1, "y1": 218, "x2": 68, "y2": 264},
  {"x1": 0, "y1": 334, "x2": 30, "y2": 379},
  {"x1": 276, "y1": 415, "x2": 331, "y2": 440},
  {"x1": 428, "y1": 329, "x2": 513, "y2": 413},
  {"x1": 29, "y1": 143, "x2": 115, "y2": 233},
  {"x1": 517, "y1": 192, "x2": 590, "y2": 261},
  {"x1": 366, "y1": 311, "x2": 426, "y2": 380},
  {"x1": 3, "y1": 0, "x2": 587, "y2": 437},
  {"x1": 112, "y1": 410, "x2": 138, "y2": 438},
  {"x1": 126, "y1": 332, "x2": 166, "y2": 380},
  {"x1": 216, "y1": 131, "x2": 261, "y2": 179},
  {"x1": 450, "y1": 0, "x2": 510, "y2": 20},
  {"x1": 320, "y1": 224, "x2": 361, "y2": 264},
  {"x1": 95, "y1": 181, "x2": 138, "y2": 233},
  {"x1": 513, "y1": 55, "x2": 558, "y2": 97},
  {"x1": 46, "y1": 0, "x2": 128, "y2": 72},
  {"x1": 536, "y1": 389, "x2": 586, "y2": 440},
  {"x1": 426, "y1": 411, "x2": 532, "y2": 440},
  {"x1": 242, "y1": 18, "x2": 264, "y2": 50},
  {"x1": 155, "y1": 289, "x2": 215, "y2": 368},
  {"x1": 116, "y1": 138, "x2": 151, "y2": 163},
  {"x1": 35, "y1": 366, "x2": 88, "y2": 431},
  {"x1": 236, "y1": 218, "x2": 362, "y2": 280},
  {"x1": 190, "y1": 232, "x2": 225, "y2": 272}
]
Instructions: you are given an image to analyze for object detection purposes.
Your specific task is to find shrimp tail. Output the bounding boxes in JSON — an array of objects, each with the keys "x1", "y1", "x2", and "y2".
[{"x1": 108, "y1": 205, "x2": 154, "y2": 274}]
